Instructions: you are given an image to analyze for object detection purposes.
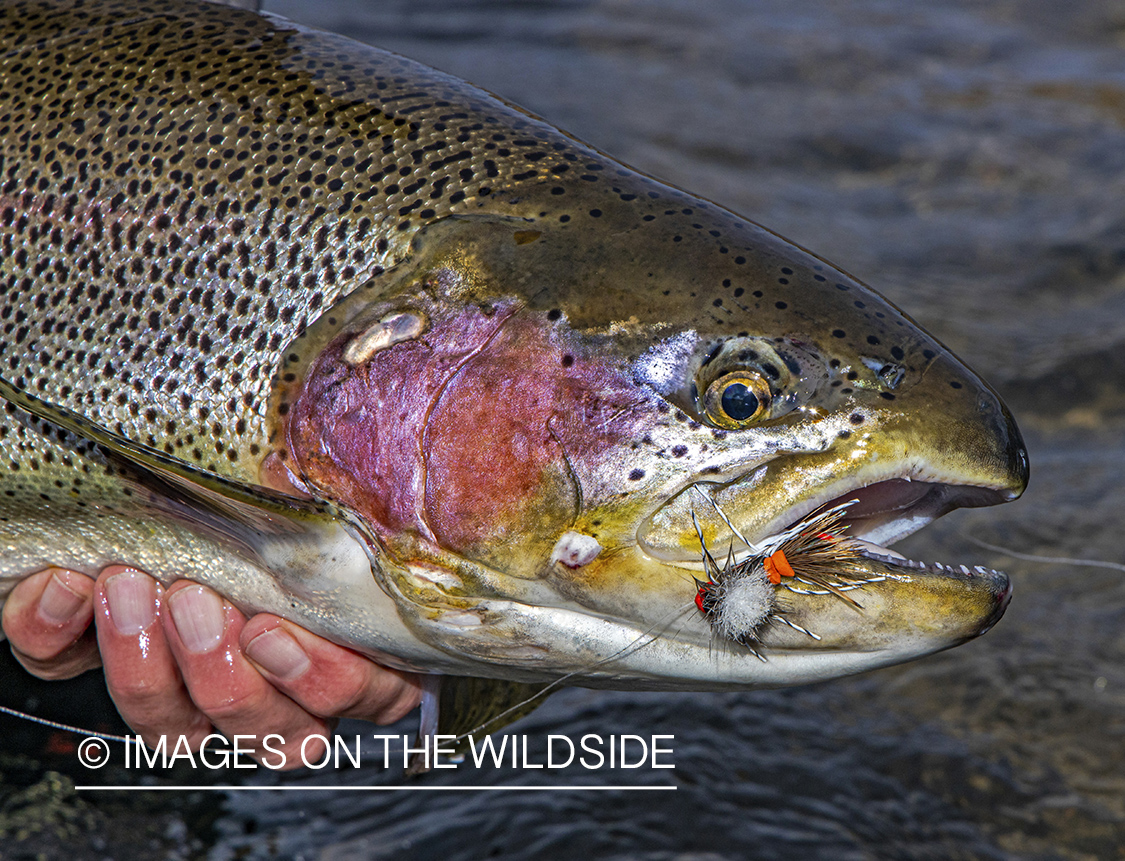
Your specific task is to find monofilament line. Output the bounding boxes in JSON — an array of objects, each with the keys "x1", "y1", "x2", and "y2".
[
  {"x1": 966, "y1": 536, "x2": 1125, "y2": 572},
  {"x1": 75, "y1": 784, "x2": 678, "y2": 792}
]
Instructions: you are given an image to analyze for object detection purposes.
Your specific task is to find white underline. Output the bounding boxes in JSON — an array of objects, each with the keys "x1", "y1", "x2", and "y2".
[{"x1": 76, "y1": 784, "x2": 676, "y2": 791}]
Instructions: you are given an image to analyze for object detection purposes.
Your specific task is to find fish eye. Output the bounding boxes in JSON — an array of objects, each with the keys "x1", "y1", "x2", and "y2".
[{"x1": 702, "y1": 372, "x2": 772, "y2": 428}]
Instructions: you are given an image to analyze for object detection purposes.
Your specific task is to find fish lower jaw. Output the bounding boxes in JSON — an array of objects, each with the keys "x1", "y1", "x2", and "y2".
[{"x1": 671, "y1": 490, "x2": 1013, "y2": 657}]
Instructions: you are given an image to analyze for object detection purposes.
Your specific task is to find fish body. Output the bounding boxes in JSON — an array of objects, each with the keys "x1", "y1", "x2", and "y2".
[{"x1": 0, "y1": 0, "x2": 1026, "y2": 700}]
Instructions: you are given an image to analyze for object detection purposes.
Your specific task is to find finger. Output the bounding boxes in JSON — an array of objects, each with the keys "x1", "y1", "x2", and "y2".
[
  {"x1": 162, "y1": 582, "x2": 333, "y2": 768},
  {"x1": 3, "y1": 567, "x2": 100, "y2": 679},
  {"x1": 241, "y1": 615, "x2": 422, "y2": 724},
  {"x1": 95, "y1": 567, "x2": 213, "y2": 750}
]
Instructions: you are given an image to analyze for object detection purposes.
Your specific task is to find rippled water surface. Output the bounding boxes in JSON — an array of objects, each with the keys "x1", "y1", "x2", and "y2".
[{"x1": 3, "y1": 0, "x2": 1123, "y2": 858}]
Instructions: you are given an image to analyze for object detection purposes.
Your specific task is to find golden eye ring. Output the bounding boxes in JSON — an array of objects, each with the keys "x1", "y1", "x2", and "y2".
[{"x1": 702, "y1": 372, "x2": 772, "y2": 429}]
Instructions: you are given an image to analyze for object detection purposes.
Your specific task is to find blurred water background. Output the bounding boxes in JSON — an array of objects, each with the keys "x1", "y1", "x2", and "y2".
[{"x1": 2, "y1": 0, "x2": 1123, "y2": 858}]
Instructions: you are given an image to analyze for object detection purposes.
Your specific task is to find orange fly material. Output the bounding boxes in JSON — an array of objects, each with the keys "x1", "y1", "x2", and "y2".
[{"x1": 764, "y1": 549, "x2": 796, "y2": 584}]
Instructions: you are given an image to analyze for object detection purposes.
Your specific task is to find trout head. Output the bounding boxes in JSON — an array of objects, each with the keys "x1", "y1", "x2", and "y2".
[{"x1": 271, "y1": 203, "x2": 1026, "y2": 689}]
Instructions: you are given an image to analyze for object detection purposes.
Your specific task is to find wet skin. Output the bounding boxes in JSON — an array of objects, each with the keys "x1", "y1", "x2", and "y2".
[{"x1": 4, "y1": 567, "x2": 419, "y2": 768}]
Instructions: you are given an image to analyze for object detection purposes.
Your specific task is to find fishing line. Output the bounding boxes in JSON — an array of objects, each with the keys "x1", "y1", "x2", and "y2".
[
  {"x1": 451, "y1": 600, "x2": 703, "y2": 746},
  {"x1": 0, "y1": 703, "x2": 133, "y2": 744},
  {"x1": 965, "y1": 536, "x2": 1125, "y2": 573}
]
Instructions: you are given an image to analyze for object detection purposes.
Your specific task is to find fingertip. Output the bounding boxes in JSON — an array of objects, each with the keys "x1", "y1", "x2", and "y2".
[
  {"x1": 3, "y1": 568, "x2": 99, "y2": 677},
  {"x1": 371, "y1": 672, "x2": 424, "y2": 725},
  {"x1": 243, "y1": 623, "x2": 311, "y2": 681},
  {"x1": 166, "y1": 583, "x2": 229, "y2": 654},
  {"x1": 4, "y1": 567, "x2": 93, "y2": 629},
  {"x1": 93, "y1": 569, "x2": 203, "y2": 736},
  {"x1": 101, "y1": 568, "x2": 159, "y2": 635},
  {"x1": 240, "y1": 617, "x2": 423, "y2": 723},
  {"x1": 36, "y1": 569, "x2": 95, "y2": 626}
]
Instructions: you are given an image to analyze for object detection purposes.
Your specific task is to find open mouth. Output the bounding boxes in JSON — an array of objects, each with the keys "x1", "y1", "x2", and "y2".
[
  {"x1": 640, "y1": 474, "x2": 1014, "y2": 568},
  {"x1": 636, "y1": 471, "x2": 1015, "y2": 653},
  {"x1": 805, "y1": 478, "x2": 1012, "y2": 551}
]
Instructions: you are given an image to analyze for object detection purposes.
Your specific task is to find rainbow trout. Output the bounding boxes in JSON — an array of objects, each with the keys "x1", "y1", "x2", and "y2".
[{"x1": 0, "y1": 0, "x2": 1027, "y2": 734}]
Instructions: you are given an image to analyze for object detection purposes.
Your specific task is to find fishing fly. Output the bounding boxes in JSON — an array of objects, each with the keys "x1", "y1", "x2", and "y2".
[{"x1": 692, "y1": 500, "x2": 888, "y2": 650}]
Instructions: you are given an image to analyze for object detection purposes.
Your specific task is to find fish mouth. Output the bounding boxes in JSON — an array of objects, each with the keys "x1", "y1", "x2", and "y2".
[
  {"x1": 783, "y1": 477, "x2": 1011, "y2": 551},
  {"x1": 632, "y1": 468, "x2": 1016, "y2": 668},
  {"x1": 640, "y1": 474, "x2": 1014, "y2": 567}
]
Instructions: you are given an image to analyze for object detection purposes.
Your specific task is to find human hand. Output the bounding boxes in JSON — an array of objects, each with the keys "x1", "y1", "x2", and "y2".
[{"x1": 3, "y1": 566, "x2": 422, "y2": 768}]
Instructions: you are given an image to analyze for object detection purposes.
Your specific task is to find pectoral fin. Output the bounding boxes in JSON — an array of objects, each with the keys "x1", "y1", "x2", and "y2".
[{"x1": 0, "y1": 374, "x2": 377, "y2": 574}]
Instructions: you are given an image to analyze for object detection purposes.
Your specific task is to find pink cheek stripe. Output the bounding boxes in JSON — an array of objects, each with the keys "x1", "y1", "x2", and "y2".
[{"x1": 287, "y1": 302, "x2": 656, "y2": 555}]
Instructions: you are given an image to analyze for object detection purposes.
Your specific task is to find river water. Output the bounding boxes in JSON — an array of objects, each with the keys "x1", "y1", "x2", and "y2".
[{"x1": 2, "y1": 0, "x2": 1123, "y2": 858}]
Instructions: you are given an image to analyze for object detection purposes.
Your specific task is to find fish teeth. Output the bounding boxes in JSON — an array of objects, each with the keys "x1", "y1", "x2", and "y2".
[{"x1": 912, "y1": 561, "x2": 1000, "y2": 576}]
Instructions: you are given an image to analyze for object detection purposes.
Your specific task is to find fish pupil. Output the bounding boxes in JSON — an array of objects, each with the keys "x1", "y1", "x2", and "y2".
[{"x1": 721, "y1": 383, "x2": 759, "y2": 420}]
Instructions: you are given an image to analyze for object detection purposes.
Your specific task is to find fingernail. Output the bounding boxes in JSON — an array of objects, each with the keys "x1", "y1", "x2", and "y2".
[
  {"x1": 37, "y1": 571, "x2": 87, "y2": 625},
  {"x1": 105, "y1": 570, "x2": 157, "y2": 635},
  {"x1": 168, "y1": 585, "x2": 226, "y2": 653},
  {"x1": 245, "y1": 628, "x2": 310, "y2": 681}
]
